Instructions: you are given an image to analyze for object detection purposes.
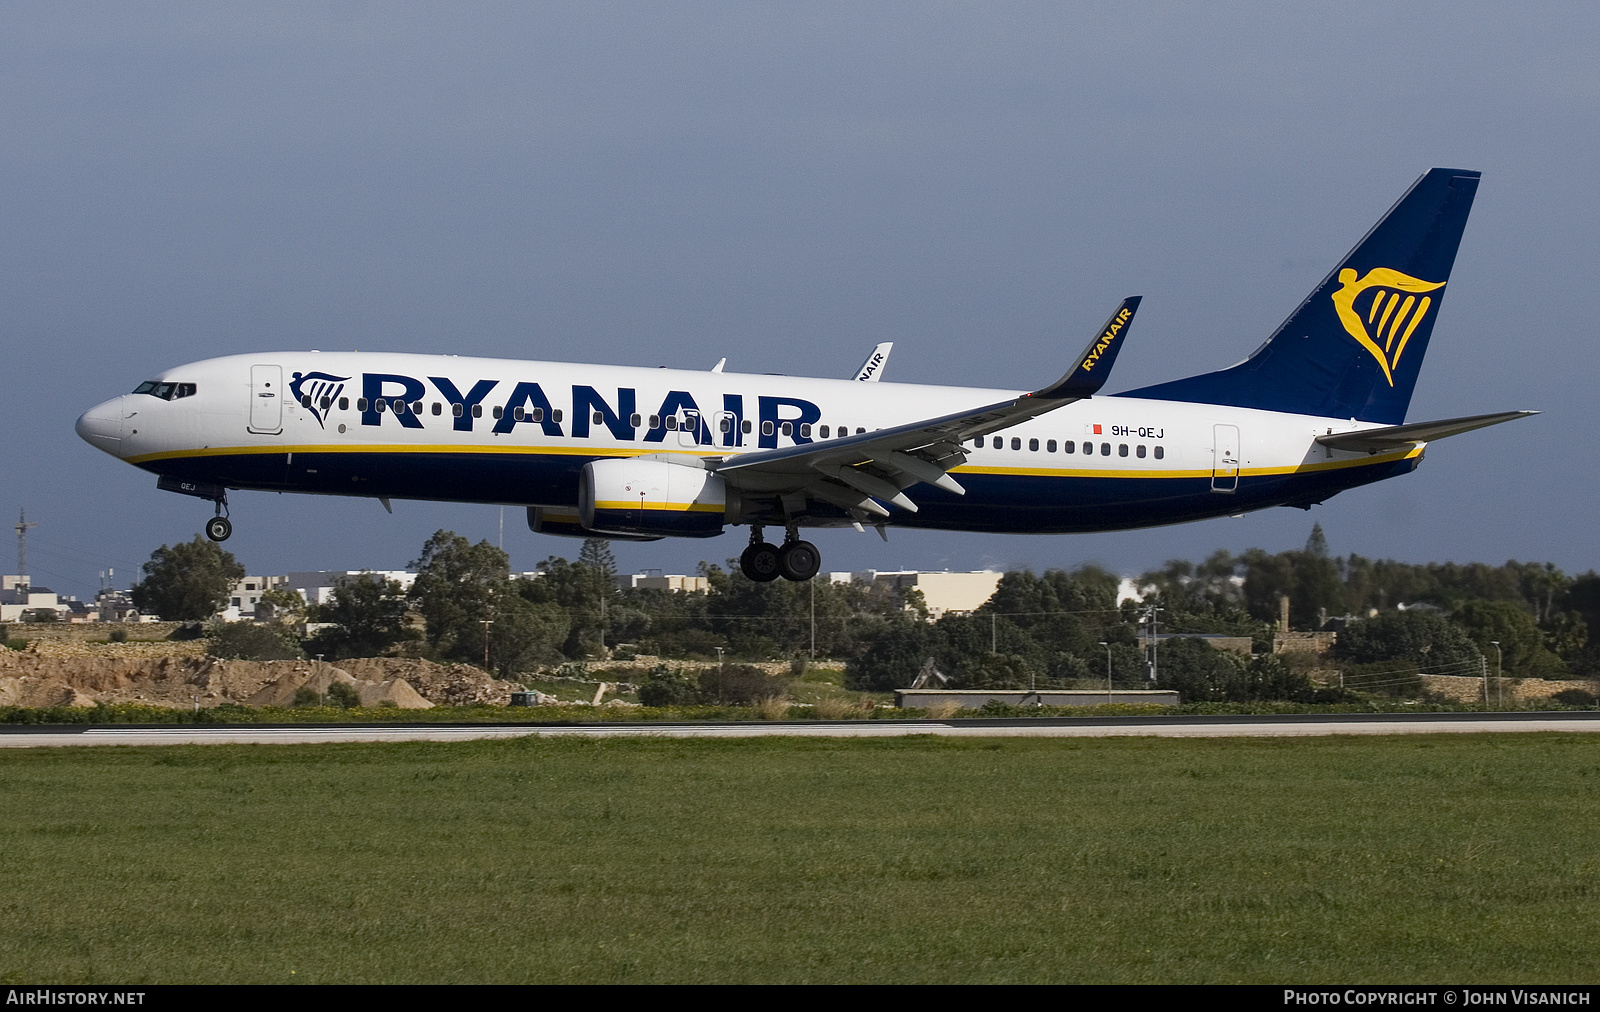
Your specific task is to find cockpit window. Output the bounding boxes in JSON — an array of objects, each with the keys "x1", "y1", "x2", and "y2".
[{"x1": 132, "y1": 381, "x2": 197, "y2": 401}]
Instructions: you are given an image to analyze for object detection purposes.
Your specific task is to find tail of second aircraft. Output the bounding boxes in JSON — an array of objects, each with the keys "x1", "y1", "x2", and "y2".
[{"x1": 1120, "y1": 168, "x2": 1480, "y2": 425}]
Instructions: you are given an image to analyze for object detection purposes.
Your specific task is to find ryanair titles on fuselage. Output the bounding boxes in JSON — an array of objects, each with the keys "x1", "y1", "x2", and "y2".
[{"x1": 291, "y1": 366, "x2": 821, "y2": 450}]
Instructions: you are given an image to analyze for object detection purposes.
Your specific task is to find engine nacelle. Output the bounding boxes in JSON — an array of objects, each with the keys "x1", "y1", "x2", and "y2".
[
  {"x1": 527, "y1": 506, "x2": 662, "y2": 542},
  {"x1": 580, "y1": 458, "x2": 727, "y2": 538}
]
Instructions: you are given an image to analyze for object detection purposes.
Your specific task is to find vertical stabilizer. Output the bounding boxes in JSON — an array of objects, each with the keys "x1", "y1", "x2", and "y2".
[{"x1": 1119, "y1": 169, "x2": 1480, "y2": 424}]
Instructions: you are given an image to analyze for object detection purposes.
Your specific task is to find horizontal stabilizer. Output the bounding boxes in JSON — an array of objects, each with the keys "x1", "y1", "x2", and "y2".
[{"x1": 1315, "y1": 410, "x2": 1536, "y2": 453}]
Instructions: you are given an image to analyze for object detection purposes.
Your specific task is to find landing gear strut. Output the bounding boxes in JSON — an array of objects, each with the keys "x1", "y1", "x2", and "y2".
[
  {"x1": 740, "y1": 528, "x2": 781, "y2": 583},
  {"x1": 204, "y1": 493, "x2": 232, "y2": 543}
]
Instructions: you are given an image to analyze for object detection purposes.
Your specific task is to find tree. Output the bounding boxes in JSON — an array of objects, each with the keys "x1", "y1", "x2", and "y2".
[
  {"x1": 1453, "y1": 598, "x2": 1565, "y2": 678},
  {"x1": 486, "y1": 596, "x2": 570, "y2": 678},
  {"x1": 305, "y1": 574, "x2": 415, "y2": 660},
  {"x1": 1336, "y1": 610, "x2": 1479, "y2": 670},
  {"x1": 256, "y1": 587, "x2": 307, "y2": 627},
  {"x1": 407, "y1": 531, "x2": 514, "y2": 663},
  {"x1": 130, "y1": 535, "x2": 245, "y2": 621}
]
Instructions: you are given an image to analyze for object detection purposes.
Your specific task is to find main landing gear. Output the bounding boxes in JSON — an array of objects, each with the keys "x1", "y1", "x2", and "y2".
[{"x1": 739, "y1": 527, "x2": 822, "y2": 583}]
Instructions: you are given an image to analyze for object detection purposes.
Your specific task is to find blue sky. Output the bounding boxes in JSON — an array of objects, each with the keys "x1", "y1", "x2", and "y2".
[{"x1": 5, "y1": 3, "x2": 1595, "y2": 597}]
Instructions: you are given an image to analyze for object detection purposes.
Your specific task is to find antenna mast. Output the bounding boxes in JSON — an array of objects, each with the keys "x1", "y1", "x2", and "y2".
[{"x1": 14, "y1": 508, "x2": 38, "y2": 591}]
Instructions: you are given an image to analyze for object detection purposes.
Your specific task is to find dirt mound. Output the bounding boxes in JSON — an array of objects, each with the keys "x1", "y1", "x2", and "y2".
[
  {"x1": 245, "y1": 664, "x2": 432, "y2": 709},
  {"x1": 0, "y1": 653, "x2": 465, "y2": 710}
]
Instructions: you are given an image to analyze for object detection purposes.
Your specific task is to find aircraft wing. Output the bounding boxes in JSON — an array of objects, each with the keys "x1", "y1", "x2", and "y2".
[
  {"x1": 713, "y1": 297, "x2": 1140, "y2": 518},
  {"x1": 1314, "y1": 410, "x2": 1537, "y2": 453},
  {"x1": 851, "y1": 343, "x2": 893, "y2": 381}
]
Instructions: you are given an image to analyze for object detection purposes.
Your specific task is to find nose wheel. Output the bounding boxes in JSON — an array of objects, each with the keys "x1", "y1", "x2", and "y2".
[{"x1": 204, "y1": 491, "x2": 232, "y2": 542}]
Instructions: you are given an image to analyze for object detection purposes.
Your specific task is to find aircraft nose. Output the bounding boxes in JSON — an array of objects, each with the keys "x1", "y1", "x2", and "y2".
[{"x1": 75, "y1": 397, "x2": 125, "y2": 456}]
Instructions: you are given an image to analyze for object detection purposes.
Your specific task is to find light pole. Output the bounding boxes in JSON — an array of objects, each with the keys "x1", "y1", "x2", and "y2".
[
  {"x1": 1100, "y1": 641, "x2": 1111, "y2": 703},
  {"x1": 1490, "y1": 640, "x2": 1502, "y2": 710},
  {"x1": 481, "y1": 619, "x2": 493, "y2": 671}
]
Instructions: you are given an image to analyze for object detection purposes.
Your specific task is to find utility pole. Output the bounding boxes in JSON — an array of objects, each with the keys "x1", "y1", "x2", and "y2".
[
  {"x1": 1100, "y1": 641, "x2": 1111, "y2": 703},
  {"x1": 1490, "y1": 640, "x2": 1502, "y2": 710},
  {"x1": 482, "y1": 619, "x2": 493, "y2": 671}
]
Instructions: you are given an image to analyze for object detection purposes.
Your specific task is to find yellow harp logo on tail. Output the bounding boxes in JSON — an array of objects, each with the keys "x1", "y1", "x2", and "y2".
[{"x1": 1331, "y1": 268, "x2": 1445, "y2": 386}]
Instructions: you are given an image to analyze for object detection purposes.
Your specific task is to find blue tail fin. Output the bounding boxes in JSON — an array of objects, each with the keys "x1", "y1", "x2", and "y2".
[{"x1": 1119, "y1": 168, "x2": 1480, "y2": 424}]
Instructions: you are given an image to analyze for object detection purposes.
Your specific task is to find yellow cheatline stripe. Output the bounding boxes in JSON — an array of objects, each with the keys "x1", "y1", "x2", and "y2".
[
  {"x1": 949, "y1": 446, "x2": 1421, "y2": 480},
  {"x1": 125, "y1": 442, "x2": 724, "y2": 465},
  {"x1": 592, "y1": 501, "x2": 722, "y2": 513},
  {"x1": 129, "y1": 441, "x2": 1421, "y2": 479}
]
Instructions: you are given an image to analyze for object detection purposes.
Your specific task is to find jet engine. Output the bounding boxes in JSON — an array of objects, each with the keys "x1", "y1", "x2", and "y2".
[{"x1": 579, "y1": 458, "x2": 728, "y2": 538}]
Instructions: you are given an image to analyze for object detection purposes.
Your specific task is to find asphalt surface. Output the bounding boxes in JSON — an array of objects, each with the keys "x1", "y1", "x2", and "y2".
[{"x1": 2, "y1": 710, "x2": 1598, "y2": 747}]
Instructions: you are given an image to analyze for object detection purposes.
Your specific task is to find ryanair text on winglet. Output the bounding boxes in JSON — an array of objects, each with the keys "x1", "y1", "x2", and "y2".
[{"x1": 1078, "y1": 306, "x2": 1133, "y2": 373}]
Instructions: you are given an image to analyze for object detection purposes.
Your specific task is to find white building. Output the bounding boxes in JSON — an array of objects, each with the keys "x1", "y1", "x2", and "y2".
[
  {"x1": 616, "y1": 572, "x2": 709, "y2": 593},
  {"x1": 1, "y1": 576, "x2": 93, "y2": 623},
  {"x1": 278, "y1": 571, "x2": 417, "y2": 608},
  {"x1": 854, "y1": 570, "x2": 1004, "y2": 620}
]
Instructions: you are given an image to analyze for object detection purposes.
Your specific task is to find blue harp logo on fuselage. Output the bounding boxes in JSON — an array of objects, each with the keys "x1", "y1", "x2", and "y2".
[{"x1": 289, "y1": 371, "x2": 351, "y2": 428}]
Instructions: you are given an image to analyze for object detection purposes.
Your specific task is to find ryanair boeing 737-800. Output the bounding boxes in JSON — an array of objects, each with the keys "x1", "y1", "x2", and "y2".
[{"x1": 75, "y1": 168, "x2": 1532, "y2": 583}]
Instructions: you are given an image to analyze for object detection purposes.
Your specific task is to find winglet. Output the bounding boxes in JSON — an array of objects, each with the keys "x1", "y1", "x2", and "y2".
[{"x1": 1032, "y1": 296, "x2": 1141, "y2": 400}]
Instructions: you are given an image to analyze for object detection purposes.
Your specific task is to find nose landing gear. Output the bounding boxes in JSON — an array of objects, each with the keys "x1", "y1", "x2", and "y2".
[{"x1": 204, "y1": 494, "x2": 233, "y2": 542}]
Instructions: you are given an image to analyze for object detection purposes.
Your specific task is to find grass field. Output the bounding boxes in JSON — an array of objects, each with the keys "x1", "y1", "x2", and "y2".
[{"x1": 2, "y1": 733, "x2": 1598, "y2": 983}]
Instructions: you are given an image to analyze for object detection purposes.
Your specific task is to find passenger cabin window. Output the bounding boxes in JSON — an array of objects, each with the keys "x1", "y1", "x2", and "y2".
[
  {"x1": 720, "y1": 416, "x2": 731, "y2": 433},
  {"x1": 780, "y1": 421, "x2": 793, "y2": 436},
  {"x1": 357, "y1": 398, "x2": 369, "y2": 411},
  {"x1": 1119, "y1": 444, "x2": 1128, "y2": 457},
  {"x1": 992, "y1": 436, "x2": 1003, "y2": 449},
  {"x1": 632, "y1": 413, "x2": 643, "y2": 427},
  {"x1": 1136, "y1": 445, "x2": 1146, "y2": 458},
  {"x1": 452, "y1": 403, "x2": 464, "y2": 417},
  {"x1": 1029, "y1": 438, "x2": 1039, "y2": 451},
  {"x1": 432, "y1": 403, "x2": 442, "y2": 415},
  {"x1": 1047, "y1": 439, "x2": 1056, "y2": 452},
  {"x1": 471, "y1": 404, "x2": 481, "y2": 418},
  {"x1": 1101, "y1": 443, "x2": 1111, "y2": 455},
  {"x1": 1154, "y1": 446, "x2": 1164, "y2": 459},
  {"x1": 320, "y1": 397, "x2": 332, "y2": 410},
  {"x1": 492, "y1": 406, "x2": 503, "y2": 419},
  {"x1": 1063, "y1": 440, "x2": 1074, "y2": 454},
  {"x1": 513, "y1": 406, "x2": 525, "y2": 421},
  {"x1": 742, "y1": 420, "x2": 753, "y2": 434},
  {"x1": 800, "y1": 423, "x2": 811, "y2": 437},
  {"x1": 820, "y1": 425, "x2": 830, "y2": 438},
  {"x1": 594, "y1": 411, "x2": 604, "y2": 424},
  {"x1": 665, "y1": 415, "x2": 678, "y2": 430},
  {"x1": 552, "y1": 410, "x2": 563, "y2": 423},
  {"x1": 1011, "y1": 437, "x2": 1021, "y2": 450},
  {"x1": 339, "y1": 397, "x2": 349, "y2": 411},
  {"x1": 1082, "y1": 441, "x2": 1092, "y2": 454},
  {"x1": 761, "y1": 420, "x2": 775, "y2": 436}
]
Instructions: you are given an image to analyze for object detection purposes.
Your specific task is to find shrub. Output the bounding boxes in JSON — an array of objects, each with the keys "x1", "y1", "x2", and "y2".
[
  {"x1": 698, "y1": 664, "x2": 788, "y2": 705},
  {"x1": 108, "y1": 628, "x2": 128, "y2": 643},
  {"x1": 1551, "y1": 688, "x2": 1598, "y2": 706},
  {"x1": 636, "y1": 665, "x2": 701, "y2": 707},
  {"x1": 208, "y1": 621, "x2": 302, "y2": 661},
  {"x1": 292, "y1": 687, "x2": 323, "y2": 707},
  {"x1": 325, "y1": 682, "x2": 362, "y2": 708}
]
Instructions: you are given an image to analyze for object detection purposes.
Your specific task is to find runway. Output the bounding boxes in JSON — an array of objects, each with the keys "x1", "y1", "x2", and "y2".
[{"x1": 2, "y1": 710, "x2": 1599, "y2": 747}]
